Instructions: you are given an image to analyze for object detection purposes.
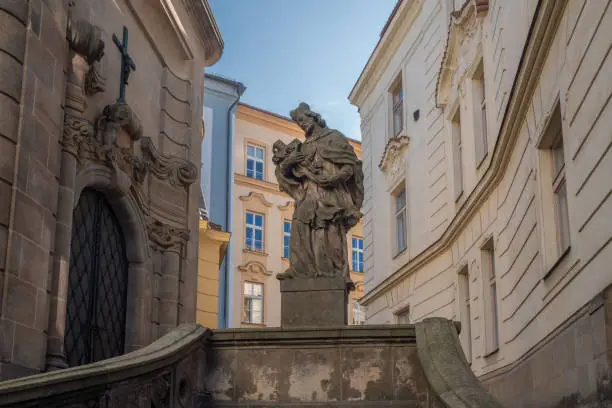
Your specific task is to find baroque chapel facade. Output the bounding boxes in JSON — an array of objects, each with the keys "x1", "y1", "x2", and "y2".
[
  {"x1": 350, "y1": 0, "x2": 612, "y2": 406},
  {"x1": 0, "y1": 0, "x2": 222, "y2": 379}
]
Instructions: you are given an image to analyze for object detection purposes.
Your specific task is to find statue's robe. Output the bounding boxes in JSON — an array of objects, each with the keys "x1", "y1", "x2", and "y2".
[{"x1": 276, "y1": 129, "x2": 363, "y2": 280}]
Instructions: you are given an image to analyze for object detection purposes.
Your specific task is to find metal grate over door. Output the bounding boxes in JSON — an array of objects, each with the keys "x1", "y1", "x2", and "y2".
[{"x1": 64, "y1": 188, "x2": 129, "y2": 367}]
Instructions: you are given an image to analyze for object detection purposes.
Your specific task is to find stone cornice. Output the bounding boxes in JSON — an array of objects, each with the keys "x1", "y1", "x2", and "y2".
[
  {"x1": 361, "y1": 0, "x2": 568, "y2": 306},
  {"x1": 234, "y1": 173, "x2": 289, "y2": 197},
  {"x1": 348, "y1": 0, "x2": 424, "y2": 107},
  {"x1": 180, "y1": 0, "x2": 223, "y2": 66},
  {"x1": 436, "y1": 0, "x2": 489, "y2": 108}
]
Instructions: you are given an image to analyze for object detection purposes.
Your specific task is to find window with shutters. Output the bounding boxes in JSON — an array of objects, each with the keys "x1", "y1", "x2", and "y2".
[
  {"x1": 451, "y1": 109, "x2": 463, "y2": 201},
  {"x1": 536, "y1": 103, "x2": 571, "y2": 274},
  {"x1": 457, "y1": 266, "x2": 472, "y2": 363},
  {"x1": 473, "y1": 60, "x2": 488, "y2": 167},
  {"x1": 481, "y1": 238, "x2": 499, "y2": 356}
]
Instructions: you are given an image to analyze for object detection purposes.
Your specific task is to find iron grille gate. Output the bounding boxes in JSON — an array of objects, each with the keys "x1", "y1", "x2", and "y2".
[{"x1": 64, "y1": 188, "x2": 129, "y2": 367}]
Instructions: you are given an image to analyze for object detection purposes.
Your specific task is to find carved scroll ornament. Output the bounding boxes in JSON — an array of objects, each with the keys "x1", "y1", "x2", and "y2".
[
  {"x1": 379, "y1": 135, "x2": 410, "y2": 171},
  {"x1": 147, "y1": 219, "x2": 190, "y2": 252},
  {"x1": 139, "y1": 137, "x2": 198, "y2": 188}
]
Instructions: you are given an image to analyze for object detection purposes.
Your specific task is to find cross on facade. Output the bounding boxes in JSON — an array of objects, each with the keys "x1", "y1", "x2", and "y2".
[{"x1": 112, "y1": 26, "x2": 136, "y2": 103}]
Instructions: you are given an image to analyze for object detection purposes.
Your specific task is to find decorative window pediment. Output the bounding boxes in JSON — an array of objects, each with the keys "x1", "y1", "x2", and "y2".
[
  {"x1": 278, "y1": 201, "x2": 295, "y2": 212},
  {"x1": 436, "y1": 0, "x2": 489, "y2": 108},
  {"x1": 379, "y1": 136, "x2": 410, "y2": 188},
  {"x1": 238, "y1": 261, "x2": 273, "y2": 277},
  {"x1": 239, "y1": 192, "x2": 273, "y2": 208}
]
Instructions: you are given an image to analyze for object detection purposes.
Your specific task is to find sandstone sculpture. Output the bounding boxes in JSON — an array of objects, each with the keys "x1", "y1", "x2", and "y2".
[{"x1": 274, "y1": 103, "x2": 364, "y2": 287}]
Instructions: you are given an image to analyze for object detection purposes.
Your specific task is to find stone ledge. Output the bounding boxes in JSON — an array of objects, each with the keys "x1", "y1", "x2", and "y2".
[{"x1": 279, "y1": 276, "x2": 348, "y2": 292}]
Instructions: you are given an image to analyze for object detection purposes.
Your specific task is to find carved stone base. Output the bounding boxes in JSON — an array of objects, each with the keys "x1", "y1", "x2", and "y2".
[{"x1": 279, "y1": 276, "x2": 351, "y2": 327}]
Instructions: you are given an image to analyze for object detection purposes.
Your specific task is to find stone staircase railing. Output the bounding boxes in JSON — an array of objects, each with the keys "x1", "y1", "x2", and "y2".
[{"x1": 0, "y1": 324, "x2": 211, "y2": 408}]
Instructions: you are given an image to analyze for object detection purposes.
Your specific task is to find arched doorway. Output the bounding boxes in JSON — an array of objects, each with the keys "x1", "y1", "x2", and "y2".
[{"x1": 64, "y1": 188, "x2": 129, "y2": 367}]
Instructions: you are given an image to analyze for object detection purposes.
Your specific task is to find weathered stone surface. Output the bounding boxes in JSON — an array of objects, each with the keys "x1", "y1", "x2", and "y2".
[{"x1": 280, "y1": 276, "x2": 349, "y2": 327}]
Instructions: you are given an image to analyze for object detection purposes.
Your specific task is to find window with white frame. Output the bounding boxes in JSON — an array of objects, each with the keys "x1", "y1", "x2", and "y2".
[
  {"x1": 242, "y1": 281, "x2": 263, "y2": 324},
  {"x1": 351, "y1": 237, "x2": 364, "y2": 272},
  {"x1": 473, "y1": 60, "x2": 488, "y2": 167},
  {"x1": 246, "y1": 144, "x2": 265, "y2": 180},
  {"x1": 482, "y1": 238, "x2": 499, "y2": 355},
  {"x1": 394, "y1": 186, "x2": 407, "y2": 255},
  {"x1": 245, "y1": 212, "x2": 264, "y2": 252},
  {"x1": 452, "y1": 109, "x2": 463, "y2": 201},
  {"x1": 352, "y1": 301, "x2": 366, "y2": 325},
  {"x1": 283, "y1": 220, "x2": 291, "y2": 259},
  {"x1": 537, "y1": 103, "x2": 571, "y2": 270},
  {"x1": 458, "y1": 266, "x2": 472, "y2": 363},
  {"x1": 391, "y1": 79, "x2": 404, "y2": 138}
]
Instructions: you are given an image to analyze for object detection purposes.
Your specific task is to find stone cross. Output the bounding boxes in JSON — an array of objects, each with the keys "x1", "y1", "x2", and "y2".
[{"x1": 112, "y1": 26, "x2": 136, "y2": 103}]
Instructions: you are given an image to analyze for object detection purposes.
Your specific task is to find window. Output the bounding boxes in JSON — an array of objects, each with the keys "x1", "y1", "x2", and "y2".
[
  {"x1": 458, "y1": 266, "x2": 472, "y2": 363},
  {"x1": 352, "y1": 301, "x2": 366, "y2": 325},
  {"x1": 246, "y1": 144, "x2": 265, "y2": 180},
  {"x1": 452, "y1": 109, "x2": 463, "y2": 201},
  {"x1": 394, "y1": 187, "x2": 407, "y2": 254},
  {"x1": 396, "y1": 307, "x2": 410, "y2": 324},
  {"x1": 537, "y1": 103, "x2": 571, "y2": 270},
  {"x1": 283, "y1": 220, "x2": 291, "y2": 259},
  {"x1": 245, "y1": 212, "x2": 264, "y2": 252},
  {"x1": 351, "y1": 237, "x2": 364, "y2": 272},
  {"x1": 551, "y1": 134, "x2": 570, "y2": 253},
  {"x1": 482, "y1": 238, "x2": 499, "y2": 355},
  {"x1": 474, "y1": 61, "x2": 488, "y2": 166},
  {"x1": 242, "y1": 282, "x2": 263, "y2": 324},
  {"x1": 391, "y1": 79, "x2": 404, "y2": 137}
]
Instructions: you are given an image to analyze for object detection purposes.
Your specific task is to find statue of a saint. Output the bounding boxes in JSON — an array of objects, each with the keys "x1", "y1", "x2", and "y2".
[{"x1": 273, "y1": 103, "x2": 364, "y2": 287}]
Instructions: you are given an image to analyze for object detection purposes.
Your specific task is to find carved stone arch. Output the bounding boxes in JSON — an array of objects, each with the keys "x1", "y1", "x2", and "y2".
[{"x1": 70, "y1": 163, "x2": 152, "y2": 353}]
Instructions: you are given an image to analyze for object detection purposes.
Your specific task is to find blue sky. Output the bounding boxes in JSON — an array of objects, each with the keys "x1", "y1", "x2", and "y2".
[{"x1": 207, "y1": 0, "x2": 398, "y2": 140}]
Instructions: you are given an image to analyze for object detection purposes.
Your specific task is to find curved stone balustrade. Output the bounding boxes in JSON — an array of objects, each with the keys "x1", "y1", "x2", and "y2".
[{"x1": 0, "y1": 324, "x2": 211, "y2": 408}]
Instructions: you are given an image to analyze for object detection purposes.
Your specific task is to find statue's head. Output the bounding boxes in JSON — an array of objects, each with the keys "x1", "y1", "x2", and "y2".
[{"x1": 290, "y1": 103, "x2": 326, "y2": 137}]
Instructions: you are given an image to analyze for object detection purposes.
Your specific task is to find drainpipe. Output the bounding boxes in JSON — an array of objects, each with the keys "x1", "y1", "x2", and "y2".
[{"x1": 222, "y1": 84, "x2": 246, "y2": 328}]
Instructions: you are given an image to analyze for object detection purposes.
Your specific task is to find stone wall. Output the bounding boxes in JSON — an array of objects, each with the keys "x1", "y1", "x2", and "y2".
[
  {"x1": 205, "y1": 325, "x2": 441, "y2": 407},
  {"x1": 0, "y1": 0, "x2": 221, "y2": 380}
]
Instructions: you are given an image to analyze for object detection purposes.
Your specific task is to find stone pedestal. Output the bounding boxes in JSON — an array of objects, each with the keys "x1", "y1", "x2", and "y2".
[{"x1": 279, "y1": 276, "x2": 351, "y2": 327}]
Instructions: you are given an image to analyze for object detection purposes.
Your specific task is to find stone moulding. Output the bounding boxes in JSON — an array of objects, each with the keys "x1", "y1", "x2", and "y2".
[
  {"x1": 378, "y1": 135, "x2": 410, "y2": 171},
  {"x1": 139, "y1": 137, "x2": 198, "y2": 188},
  {"x1": 436, "y1": 0, "x2": 489, "y2": 108},
  {"x1": 360, "y1": 0, "x2": 567, "y2": 306},
  {"x1": 238, "y1": 260, "x2": 273, "y2": 276},
  {"x1": 147, "y1": 218, "x2": 190, "y2": 252},
  {"x1": 416, "y1": 318, "x2": 503, "y2": 407},
  {"x1": 238, "y1": 191, "x2": 273, "y2": 208}
]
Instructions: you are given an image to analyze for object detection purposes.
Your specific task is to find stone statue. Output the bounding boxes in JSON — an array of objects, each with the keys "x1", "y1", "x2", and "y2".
[{"x1": 274, "y1": 103, "x2": 364, "y2": 287}]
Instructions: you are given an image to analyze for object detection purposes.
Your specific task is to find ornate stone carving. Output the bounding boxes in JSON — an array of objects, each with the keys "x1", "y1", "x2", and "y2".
[
  {"x1": 139, "y1": 137, "x2": 198, "y2": 188},
  {"x1": 278, "y1": 200, "x2": 295, "y2": 211},
  {"x1": 66, "y1": 17, "x2": 106, "y2": 95},
  {"x1": 378, "y1": 135, "x2": 410, "y2": 171},
  {"x1": 273, "y1": 102, "x2": 363, "y2": 286},
  {"x1": 147, "y1": 219, "x2": 190, "y2": 252},
  {"x1": 239, "y1": 192, "x2": 273, "y2": 208},
  {"x1": 238, "y1": 261, "x2": 273, "y2": 277},
  {"x1": 95, "y1": 103, "x2": 143, "y2": 149}
]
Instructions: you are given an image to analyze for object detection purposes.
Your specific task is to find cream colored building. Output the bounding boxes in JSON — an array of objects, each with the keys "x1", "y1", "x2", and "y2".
[
  {"x1": 349, "y1": 0, "x2": 612, "y2": 406},
  {"x1": 231, "y1": 103, "x2": 365, "y2": 328}
]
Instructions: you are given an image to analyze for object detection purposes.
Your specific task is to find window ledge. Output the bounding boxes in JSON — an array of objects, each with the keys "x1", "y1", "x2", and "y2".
[
  {"x1": 392, "y1": 247, "x2": 408, "y2": 260},
  {"x1": 476, "y1": 152, "x2": 488, "y2": 170},
  {"x1": 243, "y1": 248, "x2": 269, "y2": 257},
  {"x1": 483, "y1": 347, "x2": 499, "y2": 359},
  {"x1": 241, "y1": 322, "x2": 266, "y2": 327},
  {"x1": 543, "y1": 246, "x2": 571, "y2": 280}
]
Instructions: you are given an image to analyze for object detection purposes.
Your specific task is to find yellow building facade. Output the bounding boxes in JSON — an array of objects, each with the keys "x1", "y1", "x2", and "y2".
[{"x1": 232, "y1": 103, "x2": 365, "y2": 328}]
